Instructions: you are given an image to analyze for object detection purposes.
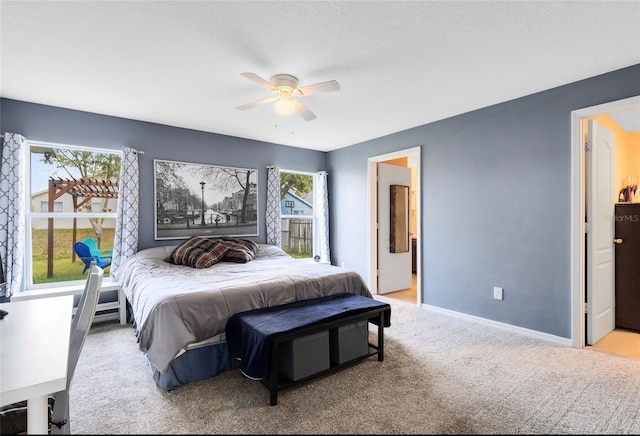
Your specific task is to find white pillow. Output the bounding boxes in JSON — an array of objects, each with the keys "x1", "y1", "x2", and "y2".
[{"x1": 255, "y1": 244, "x2": 290, "y2": 259}]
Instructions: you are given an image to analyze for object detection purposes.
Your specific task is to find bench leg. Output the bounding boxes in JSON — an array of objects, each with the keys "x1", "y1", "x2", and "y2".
[
  {"x1": 377, "y1": 311, "x2": 385, "y2": 362},
  {"x1": 270, "y1": 341, "x2": 279, "y2": 406},
  {"x1": 270, "y1": 390, "x2": 278, "y2": 406}
]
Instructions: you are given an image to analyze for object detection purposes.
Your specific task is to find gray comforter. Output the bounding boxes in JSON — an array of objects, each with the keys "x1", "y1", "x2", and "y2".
[{"x1": 116, "y1": 244, "x2": 372, "y2": 373}]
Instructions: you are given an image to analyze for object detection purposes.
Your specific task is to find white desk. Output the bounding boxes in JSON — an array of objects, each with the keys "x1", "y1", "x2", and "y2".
[{"x1": 0, "y1": 296, "x2": 73, "y2": 434}]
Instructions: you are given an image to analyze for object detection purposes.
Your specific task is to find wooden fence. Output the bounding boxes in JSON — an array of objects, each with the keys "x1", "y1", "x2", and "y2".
[{"x1": 281, "y1": 218, "x2": 313, "y2": 256}]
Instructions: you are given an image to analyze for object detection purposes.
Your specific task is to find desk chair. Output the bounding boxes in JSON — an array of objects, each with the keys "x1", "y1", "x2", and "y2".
[
  {"x1": 0, "y1": 262, "x2": 103, "y2": 435},
  {"x1": 82, "y1": 238, "x2": 113, "y2": 262},
  {"x1": 73, "y1": 242, "x2": 111, "y2": 274}
]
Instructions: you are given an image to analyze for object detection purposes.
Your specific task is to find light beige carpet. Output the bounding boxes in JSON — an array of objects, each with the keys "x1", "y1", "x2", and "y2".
[{"x1": 71, "y1": 297, "x2": 640, "y2": 434}]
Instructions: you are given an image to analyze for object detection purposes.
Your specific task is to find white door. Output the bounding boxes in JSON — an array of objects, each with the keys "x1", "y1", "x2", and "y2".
[
  {"x1": 377, "y1": 162, "x2": 412, "y2": 293},
  {"x1": 586, "y1": 120, "x2": 616, "y2": 345}
]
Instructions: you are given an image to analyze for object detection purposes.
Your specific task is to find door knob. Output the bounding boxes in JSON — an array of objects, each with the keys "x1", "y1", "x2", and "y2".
[{"x1": 613, "y1": 238, "x2": 623, "y2": 244}]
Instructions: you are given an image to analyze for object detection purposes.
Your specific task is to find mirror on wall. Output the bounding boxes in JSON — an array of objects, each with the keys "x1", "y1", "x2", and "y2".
[{"x1": 390, "y1": 184, "x2": 410, "y2": 253}]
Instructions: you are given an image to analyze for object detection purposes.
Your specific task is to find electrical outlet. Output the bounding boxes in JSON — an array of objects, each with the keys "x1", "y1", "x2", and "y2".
[{"x1": 493, "y1": 287, "x2": 503, "y2": 300}]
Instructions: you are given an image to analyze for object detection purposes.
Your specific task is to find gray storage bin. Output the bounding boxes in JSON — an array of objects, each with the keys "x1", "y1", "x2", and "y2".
[
  {"x1": 330, "y1": 320, "x2": 369, "y2": 364},
  {"x1": 278, "y1": 330, "x2": 330, "y2": 381}
]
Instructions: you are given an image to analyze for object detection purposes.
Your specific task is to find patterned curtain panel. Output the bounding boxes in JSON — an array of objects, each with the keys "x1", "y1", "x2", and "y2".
[
  {"x1": 110, "y1": 147, "x2": 140, "y2": 280},
  {"x1": 265, "y1": 165, "x2": 281, "y2": 246},
  {"x1": 0, "y1": 133, "x2": 26, "y2": 297},
  {"x1": 314, "y1": 171, "x2": 331, "y2": 263}
]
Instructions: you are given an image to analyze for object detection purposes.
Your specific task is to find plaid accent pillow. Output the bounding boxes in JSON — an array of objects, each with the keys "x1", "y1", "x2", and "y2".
[
  {"x1": 185, "y1": 243, "x2": 229, "y2": 269},
  {"x1": 222, "y1": 246, "x2": 254, "y2": 263},
  {"x1": 165, "y1": 236, "x2": 211, "y2": 265},
  {"x1": 220, "y1": 236, "x2": 258, "y2": 263},
  {"x1": 220, "y1": 237, "x2": 258, "y2": 256},
  {"x1": 166, "y1": 236, "x2": 259, "y2": 266},
  {"x1": 196, "y1": 238, "x2": 221, "y2": 252},
  {"x1": 219, "y1": 237, "x2": 259, "y2": 263}
]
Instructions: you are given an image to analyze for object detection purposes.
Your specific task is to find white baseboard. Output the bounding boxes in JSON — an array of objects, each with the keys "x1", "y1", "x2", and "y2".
[{"x1": 420, "y1": 303, "x2": 573, "y2": 347}]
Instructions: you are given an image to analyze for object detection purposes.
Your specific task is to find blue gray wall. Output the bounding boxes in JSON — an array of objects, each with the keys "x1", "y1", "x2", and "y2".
[
  {"x1": 2, "y1": 64, "x2": 639, "y2": 339},
  {"x1": 0, "y1": 99, "x2": 327, "y2": 250},
  {"x1": 327, "y1": 63, "x2": 640, "y2": 339}
]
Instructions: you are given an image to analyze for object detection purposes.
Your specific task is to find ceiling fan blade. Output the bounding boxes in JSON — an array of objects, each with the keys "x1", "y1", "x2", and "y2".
[
  {"x1": 236, "y1": 96, "x2": 277, "y2": 111},
  {"x1": 296, "y1": 80, "x2": 340, "y2": 97},
  {"x1": 240, "y1": 72, "x2": 276, "y2": 91},
  {"x1": 293, "y1": 100, "x2": 317, "y2": 121}
]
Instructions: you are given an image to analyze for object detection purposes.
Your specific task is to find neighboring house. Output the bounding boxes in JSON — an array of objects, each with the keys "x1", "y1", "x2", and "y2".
[
  {"x1": 31, "y1": 188, "x2": 115, "y2": 230},
  {"x1": 280, "y1": 189, "x2": 312, "y2": 216}
]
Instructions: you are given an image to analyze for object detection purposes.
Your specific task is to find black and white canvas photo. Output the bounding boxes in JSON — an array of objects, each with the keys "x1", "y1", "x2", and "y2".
[{"x1": 154, "y1": 159, "x2": 258, "y2": 240}]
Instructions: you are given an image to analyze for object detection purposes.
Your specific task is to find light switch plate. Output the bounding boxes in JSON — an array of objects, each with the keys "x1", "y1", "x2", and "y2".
[{"x1": 493, "y1": 287, "x2": 503, "y2": 300}]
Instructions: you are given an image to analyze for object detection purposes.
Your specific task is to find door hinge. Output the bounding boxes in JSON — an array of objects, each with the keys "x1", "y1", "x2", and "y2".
[
  {"x1": 584, "y1": 302, "x2": 590, "y2": 314},
  {"x1": 584, "y1": 222, "x2": 590, "y2": 233},
  {"x1": 584, "y1": 141, "x2": 591, "y2": 152},
  {"x1": 376, "y1": 269, "x2": 380, "y2": 276}
]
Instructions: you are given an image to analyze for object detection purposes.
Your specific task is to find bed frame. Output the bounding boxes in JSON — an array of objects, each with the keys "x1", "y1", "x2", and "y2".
[{"x1": 150, "y1": 338, "x2": 232, "y2": 390}]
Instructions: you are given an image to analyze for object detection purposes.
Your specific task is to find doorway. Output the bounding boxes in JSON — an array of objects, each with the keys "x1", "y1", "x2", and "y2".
[
  {"x1": 367, "y1": 147, "x2": 421, "y2": 305},
  {"x1": 571, "y1": 95, "x2": 640, "y2": 353}
]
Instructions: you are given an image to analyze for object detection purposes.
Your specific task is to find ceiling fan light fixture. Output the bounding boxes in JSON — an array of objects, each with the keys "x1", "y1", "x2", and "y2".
[
  {"x1": 238, "y1": 72, "x2": 340, "y2": 121},
  {"x1": 274, "y1": 98, "x2": 295, "y2": 116}
]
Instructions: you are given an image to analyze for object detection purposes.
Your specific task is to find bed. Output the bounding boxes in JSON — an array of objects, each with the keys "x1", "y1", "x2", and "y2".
[{"x1": 116, "y1": 238, "x2": 373, "y2": 390}]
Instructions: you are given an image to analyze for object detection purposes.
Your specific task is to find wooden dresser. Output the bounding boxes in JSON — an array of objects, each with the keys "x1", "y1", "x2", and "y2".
[{"x1": 614, "y1": 203, "x2": 640, "y2": 331}]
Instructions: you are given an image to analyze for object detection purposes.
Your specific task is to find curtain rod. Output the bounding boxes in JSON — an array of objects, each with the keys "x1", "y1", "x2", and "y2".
[{"x1": 0, "y1": 135, "x2": 145, "y2": 155}]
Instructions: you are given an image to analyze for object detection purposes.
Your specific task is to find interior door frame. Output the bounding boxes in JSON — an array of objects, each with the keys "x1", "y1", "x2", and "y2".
[
  {"x1": 570, "y1": 95, "x2": 640, "y2": 348},
  {"x1": 367, "y1": 146, "x2": 421, "y2": 304}
]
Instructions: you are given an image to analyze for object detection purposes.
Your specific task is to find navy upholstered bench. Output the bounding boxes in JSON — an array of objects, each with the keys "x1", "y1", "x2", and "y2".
[{"x1": 226, "y1": 293, "x2": 391, "y2": 405}]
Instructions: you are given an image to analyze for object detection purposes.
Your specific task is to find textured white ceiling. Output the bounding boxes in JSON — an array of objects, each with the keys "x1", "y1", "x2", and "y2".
[{"x1": 1, "y1": 1, "x2": 639, "y2": 151}]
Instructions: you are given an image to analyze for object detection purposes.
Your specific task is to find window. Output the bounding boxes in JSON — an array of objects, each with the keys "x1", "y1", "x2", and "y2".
[
  {"x1": 91, "y1": 201, "x2": 103, "y2": 213},
  {"x1": 27, "y1": 142, "x2": 121, "y2": 288},
  {"x1": 279, "y1": 170, "x2": 314, "y2": 259},
  {"x1": 40, "y1": 201, "x2": 62, "y2": 212}
]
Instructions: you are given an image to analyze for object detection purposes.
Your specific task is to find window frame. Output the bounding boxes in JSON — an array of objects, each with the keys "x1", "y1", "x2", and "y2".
[{"x1": 25, "y1": 140, "x2": 121, "y2": 291}]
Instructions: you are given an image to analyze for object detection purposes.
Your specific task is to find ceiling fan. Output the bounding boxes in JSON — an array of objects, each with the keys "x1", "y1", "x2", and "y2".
[{"x1": 236, "y1": 72, "x2": 340, "y2": 121}]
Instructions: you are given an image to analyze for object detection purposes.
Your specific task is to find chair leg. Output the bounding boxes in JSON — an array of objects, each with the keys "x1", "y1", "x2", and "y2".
[{"x1": 50, "y1": 392, "x2": 70, "y2": 435}]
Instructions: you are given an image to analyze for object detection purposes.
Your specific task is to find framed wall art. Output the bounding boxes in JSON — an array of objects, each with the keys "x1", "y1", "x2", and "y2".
[{"x1": 154, "y1": 159, "x2": 258, "y2": 240}]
